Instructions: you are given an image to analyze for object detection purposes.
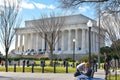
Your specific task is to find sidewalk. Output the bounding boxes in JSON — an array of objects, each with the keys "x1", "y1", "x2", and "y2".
[{"x1": 0, "y1": 69, "x2": 119, "y2": 80}]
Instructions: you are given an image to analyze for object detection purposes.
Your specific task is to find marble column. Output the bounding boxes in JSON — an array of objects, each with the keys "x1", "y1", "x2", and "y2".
[
  {"x1": 33, "y1": 33, "x2": 36, "y2": 49},
  {"x1": 24, "y1": 34, "x2": 28, "y2": 51},
  {"x1": 31, "y1": 33, "x2": 34, "y2": 49},
  {"x1": 75, "y1": 29, "x2": 78, "y2": 51},
  {"x1": 36, "y1": 33, "x2": 39, "y2": 50},
  {"x1": 86, "y1": 30, "x2": 89, "y2": 52},
  {"x1": 93, "y1": 32, "x2": 95, "y2": 53},
  {"x1": 27, "y1": 34, "x2": 30, "y2": 49},
  {"x1": 42, "y1": 34, "x2": 45, "y2": 51},
  {"x1": 81, "y1": 29, "x2": 86, "y2": 51},
  {"x1": 61, "y1": 30, "x2": 64, "y2": 51},
  {"x1": 96, "y1": 33, "x2": 99, "y2": 53},
  {"x1": 15, "y1": 34, "x2": 18, "y2": 50},
  {"x1": 68, "y1": 30, "x2": 71, "y2": 51},
  {"x1": 20, "y1": 34, "x2": 23, "y2": 51}
]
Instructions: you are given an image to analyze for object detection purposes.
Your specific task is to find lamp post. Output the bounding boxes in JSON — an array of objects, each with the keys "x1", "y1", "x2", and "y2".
[
  {"x1": 87, "y1": 20, "x2": 93, "y2": 63},
  {"x1": 79, "y1": 0, "x2": 108, "y2": 69},
  {"x1": 73, "y1": 39, "x2": 75, "y2": 68}
]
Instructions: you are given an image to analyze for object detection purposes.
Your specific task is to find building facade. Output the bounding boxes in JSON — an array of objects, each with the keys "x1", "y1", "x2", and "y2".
[{"x1": 15, "y1": 14, "x2": 105, "y2": 60}]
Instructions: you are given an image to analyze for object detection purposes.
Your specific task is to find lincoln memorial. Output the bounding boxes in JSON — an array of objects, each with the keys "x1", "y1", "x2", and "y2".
[{"x1": 15, "y1": 14, "x2": 105, "y2": 60}]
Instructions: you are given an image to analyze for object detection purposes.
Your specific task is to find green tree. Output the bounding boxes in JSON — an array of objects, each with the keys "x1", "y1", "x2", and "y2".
[{"x1": 100, "y1": 46, "x2": 112, "y2": 54}]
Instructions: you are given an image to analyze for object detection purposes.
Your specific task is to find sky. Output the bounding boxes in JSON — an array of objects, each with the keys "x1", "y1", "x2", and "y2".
[
  {"x1": 19, "y1": 0, "x2": 95, "y2": 27},
  {"x1": 0, "y1": 0, "x2": 95, "y2": 55}
]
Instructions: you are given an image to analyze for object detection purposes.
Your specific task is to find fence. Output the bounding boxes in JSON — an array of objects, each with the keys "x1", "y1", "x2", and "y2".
[{"x1": 0, "y1": 60, "x2": 72, "y2": 73}]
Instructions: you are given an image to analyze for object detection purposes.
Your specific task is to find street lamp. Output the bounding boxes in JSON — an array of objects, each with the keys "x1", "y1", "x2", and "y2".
[
  {"x1": 73, "y1": 38, "x2": 75, "y2": 68},
  {"x1": 87, "y1": 20, "x2": 93, "y2": 63},
  {"x1": 80, "y1": 0, "x2": 108, "y2": 69}
]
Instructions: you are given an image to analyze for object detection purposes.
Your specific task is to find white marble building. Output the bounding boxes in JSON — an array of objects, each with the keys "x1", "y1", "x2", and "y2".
[{"x1": 15, "y1": 14, "x2": 105, "y2": 59}]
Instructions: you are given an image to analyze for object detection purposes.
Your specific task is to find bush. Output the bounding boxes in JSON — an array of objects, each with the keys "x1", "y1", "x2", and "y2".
[
  {"x1": 40, "y1": 57, "x2": 49, "y2": 60},
  {"x1": 7, "y1": 56, "x2": 40, "y2": 61},
  {"x1": 80, "y1": 54, "x2": 98, "y2": 62},
  {"x1": 58, "y1": 58, "x2": 62, "y2": 61},
  {"x1": 64, "y1": 57, "x2": 73, "y2": 62},
  {"x1": 80, "y1": 55, "x2": 88, "y2": 62}
]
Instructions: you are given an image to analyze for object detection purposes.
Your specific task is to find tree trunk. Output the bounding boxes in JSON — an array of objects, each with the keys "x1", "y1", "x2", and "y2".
[
  {"x1": 5, "y1": 47, "x2": 9, "y2": 72},
  {"x1": 50, "y1": 46, "x2": 53, "y2": 66}
]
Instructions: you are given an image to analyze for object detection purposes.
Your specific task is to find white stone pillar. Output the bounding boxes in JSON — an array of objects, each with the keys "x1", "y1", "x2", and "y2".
[
  {"x1": 75, "y1": 29, "x2": 78, "y2": 51},
  {"x1": 93, "y1": 32, "x2": 95, "y2": 53},
  {"x1": 96, "y1": 33, "x2": 99, "y2": 53},
  {"x1": 31, "y1": 33, "x2": 34, "y2": 49},
  {"x1": 33, "y1": 33, "x2": 36, "y2": 49},
  {"x1": 20, "y1": 34, "x2": 23, "y2": 51},
  {"x1": 27, "y1": 34, "x2": 30, "y2": 49},
  {"x1": 81, "y1": 29, "x2": 86, "y2": 51},
  {"x1": 61, "y1": 30, "x2": 64, "y2": 51},
  {"x1": 86, "y1": 30, "x2": 89, "y2": 52},
  {"x1": 42, "y1": 34, "x2": 45, "y2": 51},
  {"x1": 68, "y1": 30, "x2": 71, "y2": 51},
  {"x1": 94, "y1": 32, "x2": 96, "y2": 53},
  {"x1": 36, "y1": 33, "x2": 39, "y2": 50},
  {"x1": 15, "y1": 34, "x2": 18, "y2": 50},
  {"x1": 24, "y1": 34, "x2": 28, "y2": 51}
]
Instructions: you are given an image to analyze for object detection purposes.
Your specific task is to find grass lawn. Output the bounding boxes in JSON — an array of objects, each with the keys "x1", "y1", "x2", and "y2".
[
  {"x1": 107, "y1": 75, "x2": 120, "y2": 80},
  {"x1": 0, "y1": 66, "x2": 76, "y2": 73}
]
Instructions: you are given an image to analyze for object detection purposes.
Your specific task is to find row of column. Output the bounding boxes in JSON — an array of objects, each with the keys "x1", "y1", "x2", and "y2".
[{"x1": 15, "y1": 28, "x2": 99, "y2": 54}]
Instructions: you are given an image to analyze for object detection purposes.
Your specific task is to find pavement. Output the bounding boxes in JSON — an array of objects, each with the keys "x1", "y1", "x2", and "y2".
[{"x1": 0, "y1": 69, "x2": 119, "y2": 80}]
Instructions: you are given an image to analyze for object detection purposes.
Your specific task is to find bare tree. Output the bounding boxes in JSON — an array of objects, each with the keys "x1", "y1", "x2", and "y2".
[
  {"x1": 31, "y1": 12, "x2": 65, "y2": 65},
  {"x1": 56, "y1": 0, "x2": 108, "y2": 9},
  {"x1": 101, "y1": 13, "x2": 120, "y2": 58},
  {"x1": 0, "y1": 0, "x2": 21, "y2": 72},
  {"x1": 57, "y1": 0, "x2": 120, "y2": 15}
]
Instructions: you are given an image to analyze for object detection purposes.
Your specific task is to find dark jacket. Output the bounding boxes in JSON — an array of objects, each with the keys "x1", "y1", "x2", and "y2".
[{"x1": 85, "y1": 67, "x2": 92, "y2": 77}]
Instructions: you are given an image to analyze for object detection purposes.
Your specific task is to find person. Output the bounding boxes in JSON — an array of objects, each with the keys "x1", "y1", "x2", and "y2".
[
  {"x1": 9, "y1": 60, "x2": 11, "y2": 66},
  {"x1": 18, "y1": 60, "x2": 20, "y2": 66},
  {"x1": 23, "y1": 60, "x2": 25, "y2": 66},
  {"x1": 104, "y1": 53, "x2": 111, "y2": 76},
  {"x1": 111, "y1": 58, "x2": 115, "y2": 72},
  {"x1": 84, "y1": 62, "x2": 92, "y2": 77},
  {"x1": 76, "y1": 62, "x2": 92, "y2": 80},
  {"x1": 93, "y1": 57, "x2": 97, "y2": 72},
  {"x1": 74, "y1": 62, "x2": 86, "y2": 77},
  {"x1": 104, "y1": 53, "x2": 111, "y2": 67},
  {"x1": 27, "y1": 60, "x2": 29, "y2": 67},
  {"x1": 63, "y1": 60, "x2": 66, "y2": 67},
  {"x1": 1, "y1": 60, "x2": 5, "y2": 66}
]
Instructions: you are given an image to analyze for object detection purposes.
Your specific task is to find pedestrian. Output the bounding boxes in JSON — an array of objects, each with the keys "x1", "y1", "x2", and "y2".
[
  {"x1": 84, "y1": 62, "x2": 92, "y2": 77},
  {"x1": 110, "y1": 58, "x2": 115, "y2": 72},
  {"x1": 9, "y1": 60, "x2": 11, "y2": 66},
  {"x1": 104, "y1": 53, "x2": 111, "y2": 67},
  {"x1": 18, "y1": 60, "x2": 20, "y2": 66},
  {"x1": 93, "y1": 57, "x2": 97, "y2": 72},
  {"x1": 74, "y1": 62, "x2": 86, "y2": 77},
  {"x1": 76, "y1": 62, "x2": 92, "y2": 80},
  {"x1": 63, "y1": 60, "x2": 66, "y2": 67},
  {"x1": 104, "y1": 53, "x2": 111, "y2": 76},
  {"x1": 1, "y1": 60, "x2": 5, "y2": 66},
  {"x1": 23, "y1": 60, "x2": 25, "y2": 66},
  {"x1": 27, "y1": 60, "x2": 29, "y2": 67}
]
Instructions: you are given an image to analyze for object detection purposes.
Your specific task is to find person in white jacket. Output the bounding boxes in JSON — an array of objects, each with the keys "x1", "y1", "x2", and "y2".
[
  {"x1": 75, "y1": 62, "x2": 92, "y2": 80},
  {"x1": 74, "y1": 62, "x2": 86, "y2": 77}
]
